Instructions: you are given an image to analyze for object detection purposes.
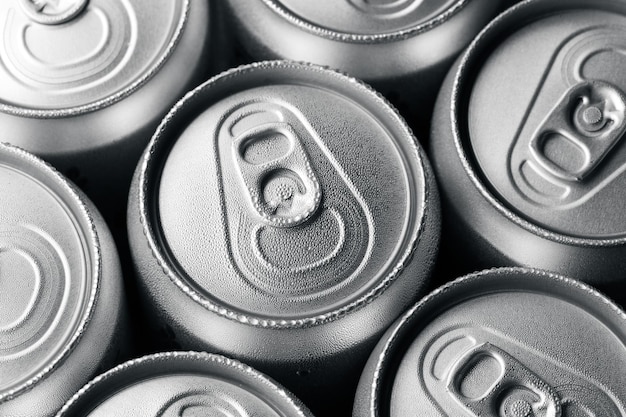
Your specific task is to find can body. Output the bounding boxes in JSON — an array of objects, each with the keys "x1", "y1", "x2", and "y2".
[
  {"x1": 0, "y1": 0, "x2": 214, "y2": 218},
  {"x1": 354, "y1": 267, "x2": 626, "y2": 416},
  {"x1": 223, "y1": 0, "x2": 510, "y2": 135},
  {"x1": 0, "y1": 143, "x2": 126, "y2": 417},
  {"x1": 431, "y1": 0, "x2": 626, "y2": 305},
  {"x1": 127, "y1": 61, "x2": 440, "y2": 415}
]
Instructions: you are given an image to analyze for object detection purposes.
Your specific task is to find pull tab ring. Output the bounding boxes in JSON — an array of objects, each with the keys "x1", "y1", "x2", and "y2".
[
  {"x1": 529, "y1": 80, "x2": 626, "y2": 182},
  {"x1": 446, "y1": 343, "x2": 562, "y2": 417}
]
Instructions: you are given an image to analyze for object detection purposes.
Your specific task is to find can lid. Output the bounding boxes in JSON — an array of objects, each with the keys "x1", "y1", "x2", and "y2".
[
  {"x1": 0, "y1": 143, "x2": 99, "y2": 402},
  {"x1": 262, "y1": 0, "x2": 464, "y2": 39},
  {"x1": 0, "y1": 0, "x2": 189, "y2": 115},
  {"x1": 58, "y1": 352, "x2": 314, "y2": 416},
  {"x1": 140, "y1": 61, "x2": 431, "y2": 326},
  {"x1": 367, "y1": 268, "x2": 626, "y2": 416},
  {"x1": 464, "y1": 0, "x2": 626, "y2": 240}
]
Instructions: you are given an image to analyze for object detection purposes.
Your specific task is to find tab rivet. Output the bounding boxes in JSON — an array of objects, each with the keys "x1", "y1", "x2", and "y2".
[
  {"x1": 582, "y1": 106, "x2": 603, "y2": 126},
  {"x1": 510, "y1": 399, "x2": 534, "y2": 417}
]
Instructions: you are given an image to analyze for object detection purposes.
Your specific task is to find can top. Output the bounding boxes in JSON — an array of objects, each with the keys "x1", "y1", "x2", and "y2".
[
  {"x1": 461, "y1": 0, "x2": 626, "y2": 241},
  {"x1": 139, "y1": 61, "x2": 431, "y2": 326},
  {"x1": 262, "y1": 0, "x2": 465, "y2": 40},
  {"x1": 0, "y1": 143, "x2": 99, "y2": 403},
  {"x1": 58, "y1": 351, "x2": 314, "y2": 416},
  {"x1": 365, "y1": 268, "x2": 626, "y2": 416},
  {"x1": 0, "y1": 0, "x2": 189, "y2": 116}
]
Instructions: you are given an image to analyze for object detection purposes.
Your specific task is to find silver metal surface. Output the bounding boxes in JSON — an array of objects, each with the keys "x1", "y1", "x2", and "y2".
[
  {"x1": 0, "y1": 0, "x2": 189, "y2": 113},
  {"x1": 223, "y1": 0, "x2": 508, "y2": 136},
  {"x1": 430, "y1": 0, "x2": 626, "y2": 301},
  {"x1": 18, "y1": 0, "x2": 88, "y2": 25},
  {"x1": 0, "y1": 0, "x2": 212, "y2": 216},
  {"x1": 0, "y1": 143, "x2": 125, "y2": 417},
  {"x1": 223, "y1": 0, "x2": 500, "y2": 80},
  {"x1": 468, "y1": 6, "x2": 626, "y2": 237},
  {"x1": 57, "y1": 352, "x2": 314, "y2": 417},
  {"x1": 261, "y1": 0, "x2": 462, "y2": 38},
  {"x1": 354, "y1": 267, "x2": 626, "y2": 416},
  {"x1": 127, "y1": 60, "x2": 440, "y2": 414}
]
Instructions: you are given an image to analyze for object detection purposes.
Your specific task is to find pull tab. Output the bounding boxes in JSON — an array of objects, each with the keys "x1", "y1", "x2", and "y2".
[
  {"x1": 447, "y1": 343, "x2": 561, "y2": 417},
  {"x1": 529, "y1": 81, "x2": 626, "y2": 182},
  {"x1": 229, "y1": 107, "x2": 322, "y2": 228},
  {"x1": 19, "y1": 0, "x2": 88, "y2": 25}
]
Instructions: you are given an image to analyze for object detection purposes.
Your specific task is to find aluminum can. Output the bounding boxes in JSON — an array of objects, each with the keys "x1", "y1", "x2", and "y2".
[
  {"x1": 354, "y1": 267, "x2": 626, "y2": 416},
  {"x1": 430, "y1": 0, "x2": 626, "y2": 305},
  {"x1": 223, "y1": 0, "x2": 511, "y2": 135},
  {"x1": 0, "y1": 143, "x2": 126, "y2": 417},
  {"x1": 0, "y1": 0, "x2": 214, "y2": 217},
  {"x1": 127, "y1": 61, "x2": 440, "y2": 415},
  {"x1": 57, "y1": 351, "x2": 314, "y2": 417}
]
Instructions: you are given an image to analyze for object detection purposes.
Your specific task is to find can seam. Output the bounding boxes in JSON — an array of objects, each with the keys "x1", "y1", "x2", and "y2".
[
  {"x1": 0, "y1": 142, "x2": 101, "y2": 404},
  {"x1": 0, "y1": 0, "x2": 190, "y2": 119},
  {"x1": 137, "y1": 60, "x2": 430, "y2": 329},
  {"x1": 451, "y1": 0, "x2": 626, "y2": 247},
  {"x1": 367, "y1": 266, "x2": 626, "y2": 416},
  {"x1": 260, "y1": 0, "x2": 470, "y2": 44},
  {"x1": 56, "y1": 351, "x2": 314, "y2": 417}
]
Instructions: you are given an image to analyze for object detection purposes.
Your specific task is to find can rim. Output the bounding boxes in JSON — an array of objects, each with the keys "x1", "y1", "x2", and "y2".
[
  {"x1": 0, "y1": 0, "x2": 190, "y2": 119},
  {"x1": 137, "y1": 60, "x2": 431, "y2": 329},
  {"x1": 260, "y1": 0, "x2": 470, "y2": 44},
  {"x1": 0, "y1": 142, "x2": 101, "y2": 403},
  {"x1": 450, "y1": 0, "x2": 626, "y2": 246},
  {"x1": 56, "y1": 351, "x2": 315, "y2": 417},
  {"x1": 364, "y1": 266, "x2": 626, "y2": 416}
]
